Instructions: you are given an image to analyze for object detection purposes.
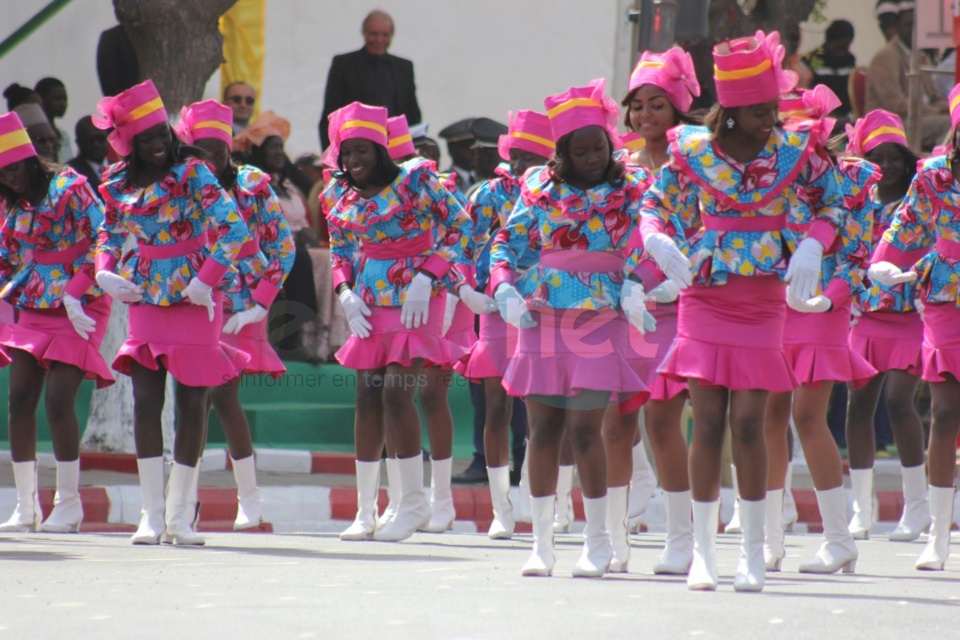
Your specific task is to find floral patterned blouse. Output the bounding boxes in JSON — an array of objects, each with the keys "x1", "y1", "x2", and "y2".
[
  {"x1": 859, "y1": 193, "x2": 917, "y2": 313},
  {"x1": 0, "y1": 168, "x2": 104, "y2": 308}
]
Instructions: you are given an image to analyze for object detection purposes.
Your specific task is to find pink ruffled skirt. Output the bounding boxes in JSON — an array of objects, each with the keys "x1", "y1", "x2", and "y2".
[
  {"x1": 501, "y1": 306, "x2": 653, "y2": 400},
  {"x1": 660, "y1": 275, "x2": 797, "y2": 392},
  {"x1": 849, "y1": 311, "x2": 922, "y2": 376},
  {"x1": 0, "y1": 296, "x2": 114, "y2": 388},
  {"x1": 783, "y1": 302, "x2": 877, "y2": 388},
  {"x1": 920, "y1": 302, "x2": 960, "y2": 383},
  {"x1": 455, "y1": 311, "x2": 519, "y2": 381},
  {"x1": 114, "y1": 291, "x2": 249, "y2": 386},
  {"x1": 220, "y1": 315, "x2": 285, "y2": 379},
  {"x1": 427, "y1": 300, "x2": 476, "y2": 370},
  {"x1": 613, "y1": 301, "x2": 684, "y2": 414},
  {"x1": 336, "y1": 295, "x2": 468, "y2": 370}
]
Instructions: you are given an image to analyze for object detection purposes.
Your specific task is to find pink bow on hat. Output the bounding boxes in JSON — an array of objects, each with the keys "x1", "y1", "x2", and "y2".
[
  {"x1": 781, "y1": 85, "x2": 840, "y2": 145},
  {"x1": 91, "y1": 95, "x2": 130, "y2": 156},
  {"x1": 757, "y1": 30, "x2": 799, "y2": 95},
  {"x1": 628, "y1": 47, "x2": 701, "y2": 113}
]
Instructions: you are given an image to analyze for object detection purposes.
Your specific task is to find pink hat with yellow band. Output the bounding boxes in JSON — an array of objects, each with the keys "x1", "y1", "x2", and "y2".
[
  {"x1": 845, "y1": 109, "x2": 907, "y2": 157},
  {"x1": 322, "y1": 101, "x2": 389, "y2": 167},
  {"x1": 627, "y1": 47, "x2": 701, "y2": 113},
  {"x1": 175, "y1": 99, "x2": 234, "y2": 149},
  {"x1": 619, "y1": 131, "x2": 646, "y2": 153},
  {"x1": 498, "y1": 110, "x2": 555, "y2": 161},
  {"x1": 92, "y1": 79, "x2": 169, "y2": 157},
  {"x1": 544, "y1": 78, "x2": 621, "y2": 145},
  {"x1": 0, "y1": 112, "x2": 38, "y2": 169},
  {"x1": 949, "y1": 83, "x2": 960, "y2": 132},
  {"x1": 386, "y1": 115, "x2": 416, "y2": 160},
  {"x1": 713, "y1": 30, "x2": 797, "y2": 108}
]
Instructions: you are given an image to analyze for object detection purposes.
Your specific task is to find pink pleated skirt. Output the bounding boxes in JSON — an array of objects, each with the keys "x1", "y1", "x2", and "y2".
[
  {"x1": 849, "y1": 311, "x2": 922, "y2": 376},
  {"x1": 336, "y1": 295, "x2": 469, "y2": 370},
  {"x1": 455, "y1": 311, "x2": 519, "y2": 381},
  {"x1": 114, "y1": 291, "x2": 249, "y2": 387},
  {"x1": 220, "y1": 315, "x2": 285, "y2": 379},
  {"x1": 783, "y1": 302, "x2": 877, "y2": 388},
  {"x1": 920, "y1": 302, "x2": 960, "y2": 383},
  {"x1": 426, "y1": 300, "x2": 476, "y2": 370},
  {"x1": 659, "y1": 275, "x2": 797, "y2": 392},
  {"x1": 501, "y1": 306, "x2": 653, "y2": 401},
  {"x1": 0, "y1": 296, "x2": 114, "y2": 388},
  {"x1": 613, "y1": 300, "x2": 684, "y2": 414}
]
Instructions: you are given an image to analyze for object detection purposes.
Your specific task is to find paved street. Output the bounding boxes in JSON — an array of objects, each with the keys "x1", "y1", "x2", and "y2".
[{"x1": 1, "y1": 529, "x2": 957, "y2": 639}]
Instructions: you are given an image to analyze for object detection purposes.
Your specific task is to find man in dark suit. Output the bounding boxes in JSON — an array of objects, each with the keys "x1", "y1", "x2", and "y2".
[
  {"x1": 96, "y1": 2, "x2": 139, "y2": 97},
  {"x1": 67, "y1": 116, "x2": 109, "y2": 197},
  {"x1": 318, "y1": 10, "x2": 421, "y2": 150}
]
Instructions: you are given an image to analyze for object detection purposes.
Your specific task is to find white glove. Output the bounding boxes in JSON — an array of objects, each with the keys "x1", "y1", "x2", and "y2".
[
  {"x1": 868, "y1": 261, "x2": 918, "y2": 287},
  {"x1": 442, "y1": 293, "x2": 457, "y2": 336},
  {"x1": 494, "y1": 283, "x2": 536, "y2": 329},
  {"x1": 182, "y1": 277, "x2": 215, "y2": 322},
  {"x1": 337, "y1": 287, "x2": 372, "y2": 339},
  {"x1": 95, "y1": 270, "x2": 143, "y2": 304},
  {"x1": 786, "y1": 289, "x2": 832, "y2": 313},
  {"x1": 62, "y1": 293, "x2": 97, "y2": 340},
  {"x1": 400, "y1": 272, "x2": 433, "y2": 329},
  {"x1": 621, "y1": 280, "x2": 657, "y2": 334},
  {"x1": 644, "y1": 233, "x2": 693, "y2": 288},
  {"x1": 646, "y1": 279, "x2": 680, "y2": 304},
  {"x1": 784, "y1": 238, "x2": 825, "y2": 301},
  {"x1": 223, "y1": 304, "x2": 268, "y2": 334},
  {"x1": 457, "y1": 284, "x2": 496, "y2": 315}
]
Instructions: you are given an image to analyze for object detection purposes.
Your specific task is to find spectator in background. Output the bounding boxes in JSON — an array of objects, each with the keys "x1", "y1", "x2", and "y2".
[
  {"x1": 67, "y1": 116, "x2": 109, "y2": 195},
  {"x1": 34, "y1": 77, "x2": 72, "y2": 162},
  {"x1": 875, "y1": 0, "x2": 900, "y2": 42},
  {"x1": 13, "y1": 103, "x2": 58, "y2": 162},
  {"x1": 468, "y1": 117, "x2": 508, "y2": 197},
  {"x1": 803, "y1": 20, "x2": 856, "y2": 118},
  {"x1": 865, "y1": 6, "x2": 950, "y2": 151},
  {"x1": 3, "y1": 83, "x2": 41, "y2": 112},
  {"x1": 935, "y1": 50, "x2": 955, "y2": 102},
  {"x1": 783, "y1": 22, "x2": 813, "y2": 90},
  {"x1": 96, "y1": 1, "x2": 139, "y2": 97},
  {"x1": 238, "y1": 112, "x2": 319, "y2": 362},
  {"x1": 296, "y1": 153, "x2": 330, "y2": 246},
  {"x1": 318, "y1": 9, "x2": 422, "y2": 149},
  {"x1": 438, "y1": 118, "x2": 477, "y2": 192},
  {"x1": 224, "y1": 81, "x2": 256, "y2": 136}
]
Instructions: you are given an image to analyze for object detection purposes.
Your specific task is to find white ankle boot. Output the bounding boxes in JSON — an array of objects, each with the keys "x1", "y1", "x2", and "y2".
[
  {"x1": 553, "y1": 465, "x2": 575, "y2": 533},
  {"x1": 688, "y1": 500, "x2": 720, "y2": 590},
  {"x1": 764, "y1": 489, "x2": 785, "y2": 571},
  {"x1": 916, "y1": 485, "x2": 954, "y2": 571},
  {"x1": 522, "y1": 495, "x2": 556, "y2": 576},
  {"x1": 783, "y1": 461, "x2": 798, "y2": 531},
  {"x1": 627, "y1": 443, "x2": 656, "y2": 531},
  {"x1": 487, "y1": 465, "x2": 515, "y2": 539},
  {"x1": 733, "y1": 498, "x2": 766, "y2": 592},
  {"x1": 379, "y1": 458, "x2": 400, "y2": 527},
  {"x1": 890, "y1": 464, "x2": 931, "y2": 542},
  {"x1": 654, "y1": 490, "x2": 693, "y2": 575},
  {"x1": 40, "y1": 459, "x2": 84, "y2": 533},
  {"x1": 572, "y1": 496, "x2": 612, "y2": 578},
  {"x1": 516, "y1": 450, "x2": 531, "y2": 523},
  {"x1": 374, "y1": 453, "x2": 430, "y2": 541},
  {"x1": 426, "y1": 457, "x2": 455, "y2": 533},
  {"x1": 799, "y1": 487, "x2": 858, "y2": 574},
  {"x1": 0, "y1": 460, "x2": 42, "y2": 532},
  {"x1": 341, "y1": 460, "x2": 381, "y2": 541},
  {"x1": 606, "y1": 485, "x2": 630, "y2": 573},
  {"x1": 231, "y1": 455, "x2": 263, "y2": 530},
  {"x1": 724, "y1": 465, "x2": 741, "y2": 534},
  {"x1": 131, "y1": 457, "x2": 166, "y2": 545},
  {"x1": 163, "y1": 463, "x2": 205, "y2": 545},
  {"x1": 848, "y1": 468, "x2": 873, "y2": 540}
]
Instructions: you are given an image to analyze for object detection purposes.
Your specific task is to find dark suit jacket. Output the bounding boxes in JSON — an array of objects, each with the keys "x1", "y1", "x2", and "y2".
[
  {"x1": 67, "y1": 157, "x2": 103, "y2": 196},
  {"x1": 97, "y1": 24, "x2": 139, "y2": 97},
  {"x1": 319, "y1": 48, "x2": 421, "y2": 149}
]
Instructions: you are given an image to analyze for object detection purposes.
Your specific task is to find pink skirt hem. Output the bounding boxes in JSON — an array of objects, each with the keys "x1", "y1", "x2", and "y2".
[
  {"x1": 920, "y1": 303, "x2": 960, "y2": 383},
  {"x1": 849, "y1": 311, "x2": 922, "y2": 375},
  {"x1": 221, "y1": 316, "x2": 286, "y2": 379}
]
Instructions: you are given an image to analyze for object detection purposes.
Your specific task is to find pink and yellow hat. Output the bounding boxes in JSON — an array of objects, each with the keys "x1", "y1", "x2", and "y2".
[
  {"x1": 779, "y1": 85, "x2": 841, "y2": 144},
  {"x1": 619, "y1": 131, "x2": 646, "y2": 153},
  {"x1": 92, "y1": 79, "x2": 169, "y2": 157},
  {"x1": 949, "y1": 83, "x2": 960, "y2": 132},
  {"x1": 845, "y1": 110, "x2": 907, "y2": 157},
  {"x1": 713, "y1": 30, "x2": 797, "y2": 109},
  {"x1": 544, "y1": 78, "x2": 620, "y2": 145},
  {"x1": 386, "y1": 115, "x2": 416, "y2": 160},
  {"x1": 175, "y1": 100, "x2": 234, "y2": 149},
  {"x1": 498, "y1": 110, "x2": 555, "y2": 161},
  {"x1": 627, "y1": 47, "x2": 701, "y2": 113},
  {"x1": 0, "y1": 112, "x2": 37, "y2": 169},
  {"x1": 322, "y1": 101, "x2": 389, "y2": 167}
]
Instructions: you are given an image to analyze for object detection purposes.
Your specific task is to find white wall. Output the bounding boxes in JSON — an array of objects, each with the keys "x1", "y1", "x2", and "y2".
[{"x1": 0, "y1": 0, "x2": 894, "y2": 161}]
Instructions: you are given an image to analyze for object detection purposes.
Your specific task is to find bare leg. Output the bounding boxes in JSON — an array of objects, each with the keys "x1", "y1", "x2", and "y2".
[
  {"x1": 131, "y1": 363, "x2": 168, "y2": 459},
  {"x1": 210, "y1": 378, "x2": 254, "y2": 460},
  {"x1": 764, "y1": 391, "x2": 792, "y2": 491},
  {"x1": 482, "y1": 377, "x2": 513, "y2": 468},
  {"x1": 419, "y1": 366, "x2": 453, "y2": 460},
  {"x1": 845, "y1": 374, "x2": 884, "y2": 470},
  {"x1": 601, "y1": 406, "x2": 639, "y2": 488},
  {"x1": 687, "y1": 381, "x2": 729, "y2": 502},
  {"x1": 728, "y1": 389, "x2": 770, "y2": 501},
  {"x1": 7, "y1": 349, "x2": 46, "y2": 462},
  {"x1": 381, "y1": 362, "x2": 425, "y2": 459},
  {"x1": 644, "y1": 394, "x2": 690, "y2": 492},
  {"x1": 355, "y1": 368, "x2": 386, "y2": 462}
]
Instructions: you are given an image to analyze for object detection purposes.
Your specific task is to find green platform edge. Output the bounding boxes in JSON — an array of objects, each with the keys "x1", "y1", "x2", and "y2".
[{"x1": 0, "y1": 363, "x2": 479, "y2": 457}]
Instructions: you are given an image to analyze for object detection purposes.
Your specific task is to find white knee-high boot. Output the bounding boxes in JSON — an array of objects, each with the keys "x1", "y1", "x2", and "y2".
[
  {"x1": 340, "y1": 460, "x2": 381, "y2": 541},
  {"x1": 374, "y1": 453, "x2": 430, "y2": 541},
  {"x1": 733, "y1": 498, "x2": 766, "y2": 592},
  {"x1": 848, "y1": 468, "x2": 874, "y2": 540},
  {"x1": 522, "y1": 495, "x2": 556, "y2": 577},
  {"x1": 41, "y1": 459, "x2": 84, "y2": 533},
  {"x1": 799, "y1": 487, "x2": 858, "y2": 574},
  {"x1": 890, "y1": 463, "x2": 931, "y2": 542},
  {"x1": 425, "y1": 457, "x2": 455, "y2": 533},
  {"x1": 516, "y1": 447, "x2": 532, "y2": 523},
  {"x1": 653, "y1": 489, "x2": 693, "y2": 575},
  {"x1": 688, "y1": 500, "x2": 720, "y2": 591},
  {"x1": 606, "y1": 485, "x2": 630, "y2": 573},
  {"x1": 782, "y1": 461, "x2": 798, "y2": 531},
  {"x1": 487, "y1": 465, "x2": 515, "y2": 539},
  {"x1": 572, "y1": 495, "x2": 613, "y2": 578},
  {"x1": 232, "y1": 455, "x2": 263, "y2": 530},
  {"x1": 627, "y1": 442, "x2": 656, "y2": 531},
  {"x1": 0, "y1": 460, "x2": 42, "y2": 532},
  {"x1": 379, "y1": 457, "x2": 401, "y2": 527},
  {"x1": 131, "y1": 457, "x2": 165, "y2": 545},
  {"x1": 764, "y1": 489, "x2": 785, "y2": 571},
  {"x1": 724, "y1": 464, "x2": 742, "y2": 534},
  {"x1": 553, "y1": 465, "x2": 575, "y2": 533},
  {"x1": 916, "y1": 486, "x2": 955, "y2": 571},
  {"x1": 163, "y1": 463, "x2": 205, "y2": 546}
]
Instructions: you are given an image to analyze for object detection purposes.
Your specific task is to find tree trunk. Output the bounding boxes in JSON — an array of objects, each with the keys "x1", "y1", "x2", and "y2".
[{"x1": 115, "y1": 0, "x2": 238, "y2": 111}]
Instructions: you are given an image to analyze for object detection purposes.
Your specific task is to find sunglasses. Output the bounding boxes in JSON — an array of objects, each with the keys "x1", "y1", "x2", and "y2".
[{"x1": 227, "y1": 95, "x2": 255, "y2": 106}]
